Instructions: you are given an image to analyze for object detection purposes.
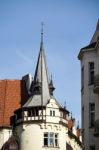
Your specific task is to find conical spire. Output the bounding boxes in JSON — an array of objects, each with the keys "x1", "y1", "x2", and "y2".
[
  {"x1": 29, "y1": 24, "x2": 50, "y2": 106},
  {"x1": 34, "y1": 22, "x2": 45, "y2": 83},
  {"x1": 90, "y1": 19, "x2": 99, "y2": 43},
  {"x1": 24, "y1": 25, "x2": 55, "y2": 107},
  {"x1": 49, "y1": 75, "x2": 55, "y2": 95},
  {"x1": 34, "y1": 33, "x2": 50, "y2": 94}
]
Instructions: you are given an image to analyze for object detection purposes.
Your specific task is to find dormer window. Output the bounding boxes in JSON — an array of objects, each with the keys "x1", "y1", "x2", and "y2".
[{"x1": 50, "y1": 110, "x2": 55, "y2": 116}]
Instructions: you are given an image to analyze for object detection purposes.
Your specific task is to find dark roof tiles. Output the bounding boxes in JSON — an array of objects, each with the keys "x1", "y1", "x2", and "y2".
[{"x1": 81, "y1": 42, "x2": 96, "y2": 50}]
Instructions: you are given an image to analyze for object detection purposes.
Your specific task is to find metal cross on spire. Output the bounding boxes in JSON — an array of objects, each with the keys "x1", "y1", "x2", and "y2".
[{"x1": 41, "y1": 22, "x2": 44, "y2": 44}]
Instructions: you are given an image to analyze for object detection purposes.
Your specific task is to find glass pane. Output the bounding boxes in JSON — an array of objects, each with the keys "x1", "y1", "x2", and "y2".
[
  {"x1": 49, "y1": 138, "x2": 54, "y2": 146},
  {"x1": 50, "y1": 133, "x2": 54, "y2": 137},
  {"x1": 50, "y1": 110, "x2": 52, "y2": 116},
  {"x1": 44, "y1": 133, "x2": 48, "y2": 137},
  {"x1": 55, "y1": 139, "x2": 58, "y2": 146},
  {"x1": 90, "y1": 62, "x2": 94, "y2": 70},
  {"x1": 90, "y1": 103, "x2": 95, "y2": 111},
  {"x1": 55, "y1": 134, "x2": 58, "y2": 138},
  {"x1": 44, "y1": 138, "x2": 48, "y2": 146},
  {"x1": 35, "y1": 109, "x2": 38, "y2": 116},
  {"x1": 53, "y1": 111, "x2": 55, "y2": 116},
  {"x1": 91, "y1": 113, "x2": 95, "y2": 127}
]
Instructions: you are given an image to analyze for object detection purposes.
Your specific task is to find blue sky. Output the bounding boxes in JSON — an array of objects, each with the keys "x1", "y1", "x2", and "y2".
[{"x1": 0, "y1": 0, "x2": 99, "y2": 126}]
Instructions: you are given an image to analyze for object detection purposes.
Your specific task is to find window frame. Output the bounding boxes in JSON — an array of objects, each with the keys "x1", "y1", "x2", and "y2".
[
  {"x1": 89, "y1": 62, "x2": 94, "y2": 85},
  {"x1": 81, "y1": 66, "x2": 84, "y2": 89},
  {"x1": 43, "y1": 132, "x2": 59, "y2": 147},
  {"x1": 50, "y1": 110, "x2": 55, "y2": 116},
  {"x1": 89, "y1": 103, "x2": 95, "y2": 128}
]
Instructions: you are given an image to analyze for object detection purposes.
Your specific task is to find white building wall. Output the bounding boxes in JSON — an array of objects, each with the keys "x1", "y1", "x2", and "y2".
[
  {"x1": 15, "y1": 98, "x2": 81, "y2": 150},
  {"x1": 0, "y1": 128, "x2": 12, "y2": 149},
  {"x1": 94, "y1": 45, "x2": 99, "y2": 150},
  {"x1": 16, "y1": 123, "x2": 67, "y2": 150},
  {"x1": 80, "y1": 51, "x2": 96, "y2": 150}
]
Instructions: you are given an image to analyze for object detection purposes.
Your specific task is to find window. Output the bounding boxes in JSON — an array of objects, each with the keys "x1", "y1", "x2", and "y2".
[
  {"x1": 82, "y1": 106, "x2": 84, "y2": 129},
  {"x1": 89, "y1": 103, "x2": 95, "y2": 128},
  {"x1": 55, "y1": 133, "x2": 58, "y2": 147},
  {"x1": 81, "y1": 66, "x2": 84, "y2": 89},
  {"x1": 35, "y1": 109, "x2": 38, "y2": 116},
  {"x1": 44, "y1": 133, "x2": 48, "y2": 146},
  {"x1": 28, "y1": 110, "x2": 32, "y2": 117},
  {"x1": 50, "y1": 110, "x2": 55, "y2": 116},
  {"x1": 44, "y1": 133, "x2": 58, "y2": 147},
  {"x1": 50, "y1": 110, "x2": 52, "y2": 116},
  {"x1": 90, "y1": 145, "x2": 95, "y2": 150},
  {"x1": 28, "y1": 109, "x2": 38, "y2": 117},
  {"x1": 89, "y1": 62, "x2": 94, "y2": 85},
  {"x1": 53, "y1": 111, "x2": 55, "y2": 116}
]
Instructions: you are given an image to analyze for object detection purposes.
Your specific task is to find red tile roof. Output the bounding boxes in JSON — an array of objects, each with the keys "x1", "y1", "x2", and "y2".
[{"x1": 0, "y1": 80, "x2": 28, "y2": 127}]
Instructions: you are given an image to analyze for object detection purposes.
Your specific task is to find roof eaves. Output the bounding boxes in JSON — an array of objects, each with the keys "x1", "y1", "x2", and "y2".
[
  {"x1": 94, "y1": 39, "x2": 99, "y2": 50},
  {"x1": 81, "y1": 42, "x2": 96, "y2": 50},
  {"x1": 78, "y1": 42, "x2": 96, "y2": 60}
]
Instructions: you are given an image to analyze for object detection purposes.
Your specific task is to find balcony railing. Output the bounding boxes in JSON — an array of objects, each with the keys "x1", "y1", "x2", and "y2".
[
  {"x1": 94, "y1": 75, "x2": 99, "y2": 93},
  {"x1": 94, "y1": 119, "x2": 99, "y2": 137}
]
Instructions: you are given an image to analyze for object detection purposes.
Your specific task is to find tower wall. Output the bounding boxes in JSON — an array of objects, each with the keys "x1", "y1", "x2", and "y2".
[{"x1": 16, "y1": 123, "x2": 67, "y2": 150}]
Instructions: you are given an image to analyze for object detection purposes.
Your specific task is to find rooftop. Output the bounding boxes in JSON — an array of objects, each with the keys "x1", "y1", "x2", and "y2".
[{"x1": 0, "y1": 80, "x2": 28, "y2": 127}]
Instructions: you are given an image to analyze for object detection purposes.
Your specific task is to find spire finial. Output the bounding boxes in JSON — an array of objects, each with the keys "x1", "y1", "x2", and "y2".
[
  {"x1": 51, "y1": 74, "x2": 52, "y2": 82},
  {"x1": 64, "y1": 100, "x2": 66, "y2": 109},
  {"x1": 71, "y1": 112, "x2": 72, "y2": 119},
  {"x1": 77, "y1": 120, "x2": 79, "y2": 129},
  {"x1": 41, "y1": 22, "x2": 44, "y2": 44}
]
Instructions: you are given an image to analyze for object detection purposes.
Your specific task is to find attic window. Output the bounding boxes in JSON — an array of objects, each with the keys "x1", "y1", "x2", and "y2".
[{"x1": 50, "y1": 110, "x2": 55, "y2": 116}]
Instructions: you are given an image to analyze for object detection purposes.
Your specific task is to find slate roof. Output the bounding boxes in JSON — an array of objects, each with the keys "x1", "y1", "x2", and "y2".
[
  {"x1": 78, "y1": 20, "x2": 99, "y2": 60},
  {"x1": 78, "y1": 42, "x2": 97, "y2": 60},
  {"x1": 90, "y1": 19, "x2": 99, "y2": 43},
  {"x1": 0, "y1": 80, "x2": 28, "y2": 127},
  {"x1": 81, "y1": 42, "x2": 96, "y2": 50},
  {"x1": 24, "y1": 32, "x2": 51, "y2": 107}
]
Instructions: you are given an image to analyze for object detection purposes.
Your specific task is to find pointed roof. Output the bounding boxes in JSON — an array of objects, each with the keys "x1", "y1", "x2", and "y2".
[
  {"x1": 90, "y1": 19, "x2": 99, "y2": 43},
  {"x1": 49, "y1": 75, "x2": 55, "y2": 95},
  {"x1": 24, "y1": 26, "x2": 51, "y2": 107}
]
